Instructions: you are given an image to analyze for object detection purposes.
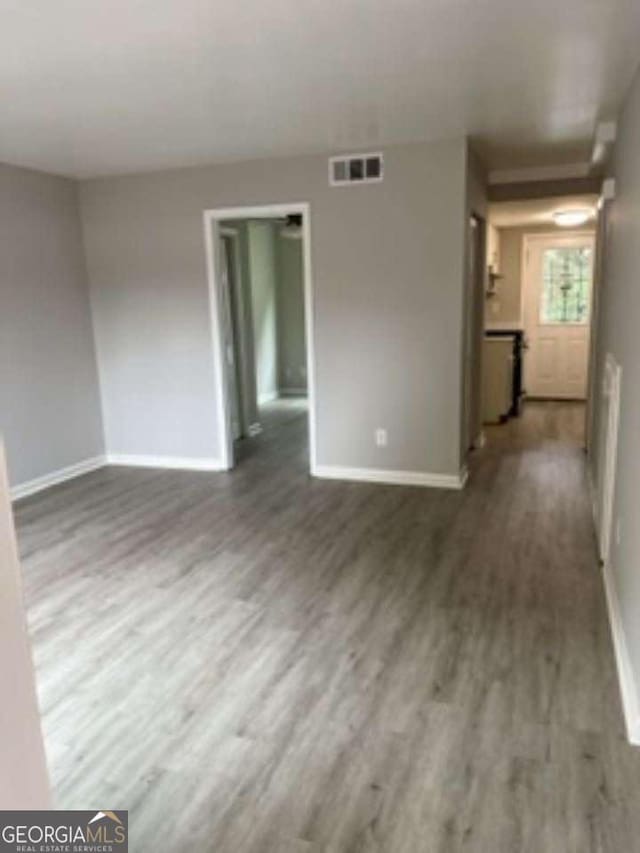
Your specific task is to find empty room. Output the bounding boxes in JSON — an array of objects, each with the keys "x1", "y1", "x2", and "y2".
[{"x1": 2, "y1": 2, "x2": 640, "y2": 851}]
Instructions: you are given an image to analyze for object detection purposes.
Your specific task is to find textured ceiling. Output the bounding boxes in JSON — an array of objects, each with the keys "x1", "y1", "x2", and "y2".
[
  {"x1": 2, "y1": 0, "x2": 640, "y2": 177},
  {"x1": 489, "y1": 195, "x2": 599, "y2": 228}
]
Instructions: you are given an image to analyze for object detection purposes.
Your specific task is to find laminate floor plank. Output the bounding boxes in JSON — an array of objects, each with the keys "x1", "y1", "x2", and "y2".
[{"x1": 14, "y1": 400, "x2": 640, "y2": 852}]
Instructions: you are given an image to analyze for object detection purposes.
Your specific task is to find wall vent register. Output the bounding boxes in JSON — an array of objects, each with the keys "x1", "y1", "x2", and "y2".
[{"x1": 329, "y1": 153, "x2": 383, "y2": 186}]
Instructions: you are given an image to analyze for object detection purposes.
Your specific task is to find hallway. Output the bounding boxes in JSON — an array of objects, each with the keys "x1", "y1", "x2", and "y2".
[
  {"x1": 15, "y1": 401, "x2": 640, "y2": 851},
  {"x1": 234, "y1": 397, "x2": 308, "y2": 467}
]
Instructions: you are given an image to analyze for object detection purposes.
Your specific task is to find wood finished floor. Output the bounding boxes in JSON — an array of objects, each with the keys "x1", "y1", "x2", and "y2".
[{"x1": 15, "y1": 401, "x2": 640, "y2": 852}]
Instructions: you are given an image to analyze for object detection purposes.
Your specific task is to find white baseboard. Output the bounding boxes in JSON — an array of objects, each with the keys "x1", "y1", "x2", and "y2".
[
  {"x1": 247, "y1": 423, "x2": 262, "y2": 437},
  {"x1": 279, "y1": 388, "x2": 308, "y2": 397},
  {"x1": 588, "y1": 470, "x2": 639, "y2": 745},
  {"x1": 106, "y1": 454, "x2": 225, "y2": 472},
  {"x1": 602, "y1": 560, "x2": 640, "y2": 746},
  {"x1": 11, "y1": 452, "x2": 228, "y2": 500},
  {"x1": 11, "y1": 455, "x2": 107, "y2": 501},
  {"x1": 258, "y1": 391, "x2": 279, "y2": 405},
  {"x1": 312, "y1": 464, "x2": 468, "y2": 490}
]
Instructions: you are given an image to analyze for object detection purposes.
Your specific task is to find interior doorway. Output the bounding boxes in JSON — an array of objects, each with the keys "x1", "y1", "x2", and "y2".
[
  {"x1": 523, "y1": 232, "x2": 595, "y2": 400},
  {"x1": 482, "y1": 194, "x2": 599, "y2": 440},
  {"x1": 203, "y1": 203, "x2": 317, "y2": 473}
]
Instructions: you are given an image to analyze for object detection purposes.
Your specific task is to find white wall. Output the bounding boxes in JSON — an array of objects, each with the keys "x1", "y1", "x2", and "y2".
[
  {"x1": 224, "y1": 220, "x2": 260, "y2": 432},
  {"x1": 0, "y1": 163, "x2": 104, "y2": 490},
  {"x1": 80, "y1": 139, "x2": 472, "y2": 478},
  {"x1": 487, "y1": 223, "x2": 577, "y2": 329},
  {"x1": 248, "y1": 221, "x2": 279, "y2": 403},
  {"x1": 488, "y1": 227, "x2": 524, "y2": 326},
  {"x1": 0, "y1": 442, "x2": 51, "y2": 808},
  {"x1": 591, "y1": 65, "x2": 640, "y2": 739},
  {"x1": 276, "y1": 232, "x2": 307, "y2": 393}
]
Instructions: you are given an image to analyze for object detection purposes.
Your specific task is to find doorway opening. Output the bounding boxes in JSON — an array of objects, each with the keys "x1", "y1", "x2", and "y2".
[
  {"x1": 481, "y1": 193, "x2": 599, "y2": 446},
  {"x1": 522, "y1": 231, "x2": 595, "y2": 401},
  {"x1": 203, "y1": 204, "x2": 317, "y2": 473}
]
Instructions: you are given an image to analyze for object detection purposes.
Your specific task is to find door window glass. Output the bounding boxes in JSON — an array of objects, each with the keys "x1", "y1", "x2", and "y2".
[{"x1": 540, "y1": 246, "x2": 592, "y2": 324}]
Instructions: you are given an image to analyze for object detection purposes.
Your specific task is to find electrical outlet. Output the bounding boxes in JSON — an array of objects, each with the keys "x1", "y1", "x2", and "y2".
[{"x1": 375, "y1": 428, "x2": 387, "y2": 447}]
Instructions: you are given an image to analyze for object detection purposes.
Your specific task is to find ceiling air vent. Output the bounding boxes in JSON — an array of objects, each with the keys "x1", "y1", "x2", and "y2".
[{"x1": 329, "y1": 152, "x2": 383, "y2": 186}]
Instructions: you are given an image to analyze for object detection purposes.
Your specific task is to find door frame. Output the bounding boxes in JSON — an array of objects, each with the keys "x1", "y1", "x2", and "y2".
[
  {"x1": 522, "y1": 230, "x2": 596, "y2": 399},
  {"x1": 598, "y1": 354, "x2": 622, "y2": 564},
  {"x1": 219, "y1": 226, "x2": 251, "y2": 439},
  {"x1": 585, "y1": 202, "x2": 609, "y2": 455},
  {"x1": 203, "y1": 202, "x2": 317, "y2": 472},
  {"x1": 463, "y1": 213, "x2": 487, "y2": 454}
]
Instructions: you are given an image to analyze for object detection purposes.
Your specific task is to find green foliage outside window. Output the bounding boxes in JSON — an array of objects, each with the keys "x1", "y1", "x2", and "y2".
[{"x1": 540, "y1": 247, "x2": 592, "y2": 324}]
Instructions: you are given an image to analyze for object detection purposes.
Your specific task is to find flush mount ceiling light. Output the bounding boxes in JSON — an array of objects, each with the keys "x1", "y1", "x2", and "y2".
[{"x1": 553, "y1": 208, "x2": 594, "y2": 227}]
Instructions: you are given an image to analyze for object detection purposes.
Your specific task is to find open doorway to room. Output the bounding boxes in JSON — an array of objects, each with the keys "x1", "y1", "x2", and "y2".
[
  {"x1": 204, "y1": 204, "x2": 316, "y2": 473},
  {"x1": 481, "y1": 193, "x2": 599, "y2": 447}
]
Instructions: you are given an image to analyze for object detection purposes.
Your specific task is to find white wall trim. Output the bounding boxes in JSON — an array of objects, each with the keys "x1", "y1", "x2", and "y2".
[
  {"x1": 106, "y1": 454, "x2": 225, "y2": 471},
  {"x1": 592, "y1": 122, "x2": 617, "y2": 166},
  {"x1": 313, "y1": 465, "x2": 468, "y2": 490},
  {"x1": 203, "y1": 211, "x2": 233, "y2": 470},
  {"x1": 601, "y1": 177, "x2": 616, "y2": 202},
  {"x1": 589, "y1": 450, "x2": 639, "y2": 746},
  {"x1": 602, "y1": 560, "x2": 640, "y2": 746},
  {"x1": 10, "y1": 456, "x2": 106, "y2": 502},
  {"x1": 203, "y1": 202, "x2": 318, "y2": 475}
]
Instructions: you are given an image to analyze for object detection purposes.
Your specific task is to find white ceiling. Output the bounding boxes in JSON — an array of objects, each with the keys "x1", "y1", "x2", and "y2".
[
  {"x1": 489, "y1": 195, "x2": 599, "y2": 228},
  {"x1": 2, "y1": 0, "x2": 640, "y2": 178}
]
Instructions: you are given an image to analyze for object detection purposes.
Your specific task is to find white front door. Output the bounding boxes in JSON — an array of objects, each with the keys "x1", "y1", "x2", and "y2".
[{"x1": 523, "y1": 233, "x2": 595, "y2": 399}]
